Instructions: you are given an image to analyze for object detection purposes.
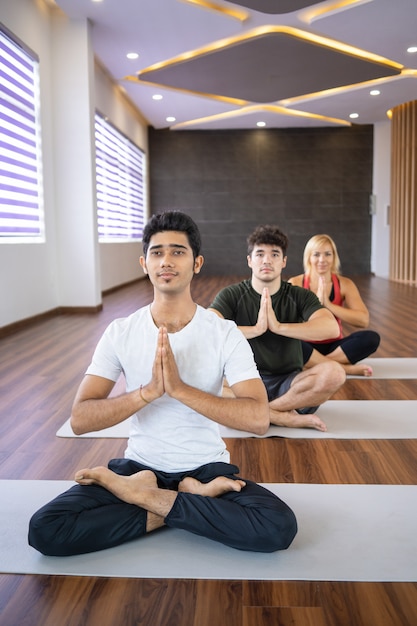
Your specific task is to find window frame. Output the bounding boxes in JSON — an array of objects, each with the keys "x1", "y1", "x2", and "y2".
[
  {"x1": 95, "y1": 111, "x2": 147, "y2": 243},
  {"x1": 0, "y1": 23, "x2": 44, "y2": 243}
]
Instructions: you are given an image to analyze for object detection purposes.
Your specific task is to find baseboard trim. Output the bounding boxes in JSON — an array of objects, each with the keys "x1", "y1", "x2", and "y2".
[
  {"x1": 1, "y1": 278, "x2": 147, "y2": 339},
  {"x1": 0, "y1": 305, "x2": 103, "y2": 339}
]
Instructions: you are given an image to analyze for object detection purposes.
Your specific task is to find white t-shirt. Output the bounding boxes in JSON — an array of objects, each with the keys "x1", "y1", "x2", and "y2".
[{"x1": 86, "y1": 305, "x2": 260, "y2": 472}]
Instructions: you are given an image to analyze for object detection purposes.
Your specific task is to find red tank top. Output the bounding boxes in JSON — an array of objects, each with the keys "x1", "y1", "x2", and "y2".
[{"x1": 302, "y1": 273, "x2": 343, "y2": 342}]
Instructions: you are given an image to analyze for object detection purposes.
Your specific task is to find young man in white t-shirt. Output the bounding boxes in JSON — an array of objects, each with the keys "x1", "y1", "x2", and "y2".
[{"x1": 29, "y1": 211, "x2": 297, "y2": 556}]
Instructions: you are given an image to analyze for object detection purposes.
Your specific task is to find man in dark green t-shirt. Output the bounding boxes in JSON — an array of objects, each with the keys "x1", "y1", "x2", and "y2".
[{"x1": 209, "y1": 225, "x2": 345, "y2": 431}]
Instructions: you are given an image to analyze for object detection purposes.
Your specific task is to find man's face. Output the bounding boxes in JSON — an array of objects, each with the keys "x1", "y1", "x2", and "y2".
[
  {"x1": 247, "y1": 244, "x2": 287, "y2": 282},
  {"x1": 140, "y1": 230, "x2": 203, "y2": 293}
]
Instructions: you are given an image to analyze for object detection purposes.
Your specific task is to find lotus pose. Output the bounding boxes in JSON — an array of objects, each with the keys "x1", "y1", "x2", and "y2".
[
  {"x1": 209, "y1": 225, "x2": 345, "y2": 433},
  {"x1": 28, "y1": 211, "x2": 297, "y2": 557},
  {"x1": 288, "y1": 233, "x2": 380, "y2": 377}
]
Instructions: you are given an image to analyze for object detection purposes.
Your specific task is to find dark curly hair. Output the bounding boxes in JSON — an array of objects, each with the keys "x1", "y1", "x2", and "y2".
[{"x1": 247, "y1": 225, "x2": 288, "y2": 256}]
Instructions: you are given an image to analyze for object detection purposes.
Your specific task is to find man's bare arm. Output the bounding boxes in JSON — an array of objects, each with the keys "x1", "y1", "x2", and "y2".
[
  {"x1": 70, "y1": 375, "x2": 149, "y2": 435},
  {"x1": 267, "y1": 307, "x2": 340, "y2": 342},
  {"x1": 208, "y1": 305, "x2": 267, "y2": 339},
  {"x1": 172, "y1": 377, "x2": 270, "y2": 436},
  {"x1": 71, "y1": 328, "x2": 167, "y2": 435},
  {"x1": 209, "y1": 291, "x2": 338, "y2": 342},
  {"x1": 264, "y1": 289, "x2": 339, "y2": 341},
  {"x1": 159, "y1": 326, "x2": 269, "y2": 435},
  {"x1": 72, "y1": 326, "x2": 269, "y2": 436}
]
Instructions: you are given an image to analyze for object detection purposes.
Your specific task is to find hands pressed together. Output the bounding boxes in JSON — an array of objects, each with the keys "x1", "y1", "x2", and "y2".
[
  {"x1": 316, "y1": 276, "x2": 329, "y2": 306},
  {"x1": 140, "y1": 327, "x2": 184, "y2": 403},
  {"x1": 139, "y1": 325, "x2": 270, "y2": 435},
  {"x1": 253, "y1": 288, "x2": 281, "y2": 337}
]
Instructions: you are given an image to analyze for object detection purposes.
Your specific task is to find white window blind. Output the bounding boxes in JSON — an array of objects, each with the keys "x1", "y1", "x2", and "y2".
[
  {"x1": 95, "y1": 113, "x2": 146, "y2": 242},
  {"x1": 0, "y1": 26, "x2": 44, "y2": 241}
]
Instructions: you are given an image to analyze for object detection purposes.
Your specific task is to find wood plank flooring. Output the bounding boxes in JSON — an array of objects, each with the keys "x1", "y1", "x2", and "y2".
[{"x1": 0, "y1": 275, "x2": 416, "y2": 626}]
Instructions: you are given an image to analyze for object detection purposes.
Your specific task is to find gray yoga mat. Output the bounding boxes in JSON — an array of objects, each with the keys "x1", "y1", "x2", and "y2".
[
  {"x1": 348, "y1": 357, "x2": 417, "y2": 379},
  {"x1": 56, "y1": 400, "x2": 417, "y2": 439},
  {"x1": 1, "y1": 480, "x2": 415, "y2": 581}
]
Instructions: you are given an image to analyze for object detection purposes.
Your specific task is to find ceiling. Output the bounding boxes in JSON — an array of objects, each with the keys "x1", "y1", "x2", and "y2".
[{"x1": 52, "y1": 0, "x2": 417, "y2": 131}]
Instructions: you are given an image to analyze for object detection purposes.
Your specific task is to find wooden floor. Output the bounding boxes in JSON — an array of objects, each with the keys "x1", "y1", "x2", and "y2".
[{"x1": 1, "y1": 274, "x2": 417, "y2": 626}]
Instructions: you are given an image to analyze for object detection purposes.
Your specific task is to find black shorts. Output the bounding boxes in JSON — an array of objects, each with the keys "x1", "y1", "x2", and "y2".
[{"x1": 260, "y1": 370, "x2": 319, "y2": 414}]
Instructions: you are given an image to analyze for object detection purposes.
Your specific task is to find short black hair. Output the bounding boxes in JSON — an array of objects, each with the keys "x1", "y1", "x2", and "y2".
[
  {"x1": 142, "y1": 211, "x2": 202, "y2": 259},
  {"x1": 247, "y1": 225, "x2": 289, "y2": 256}
]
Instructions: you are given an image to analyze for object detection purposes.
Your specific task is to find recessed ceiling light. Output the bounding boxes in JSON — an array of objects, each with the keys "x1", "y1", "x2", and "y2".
[
  {"x1": 407, "y1": 46, "x2": 417, "y2": 53},
  {"x1": 152, "y1": 94, "x2": 163, "y2": 100},
  {"x1": 256, "y1": 121, "x2": 266, "y2": 127},
  {"x1": 126, "y1": 52, "x2": 139, "y2": 60},
  {"x1": 166, "y1": 116, "x2": 176, "y2": 123},
  {"x1": 370, "y1": 90, "x2": 380, "y2": 96},
  {"x1": 349, "y1": 113, "x2": 359, "y2": 119}
]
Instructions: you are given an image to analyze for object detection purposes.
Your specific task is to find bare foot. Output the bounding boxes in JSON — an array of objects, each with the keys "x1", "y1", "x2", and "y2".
[
  {"x1": 344, "y1": 363, "x2": 373, "y2": 377},
  {"x1": 178, "y1": 475, "x2": 246, "y2": 497},
  {"x1": 269, "y1": 408, "x2": 327, "y2": 432},
  {"x1": 74, "y1": 466, "x2": 158, "y2": 504}
]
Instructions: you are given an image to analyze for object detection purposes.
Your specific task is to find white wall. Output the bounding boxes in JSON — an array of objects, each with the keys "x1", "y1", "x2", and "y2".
[
  {"x1": 0, "y1": 0, "x2": 149, "y2": 328},
  {"x1": 371, "y1": 122, "x2": 392, "y2": 279},
  {"x1": 94, "y1": 64, "x2": 149, "y2": 292},
  {"x1": 51, "y1": 14, "x2": 100, "y2": 308},
  {"x1": 0, "y1": 0, "x2": 58, "y2": 327}
]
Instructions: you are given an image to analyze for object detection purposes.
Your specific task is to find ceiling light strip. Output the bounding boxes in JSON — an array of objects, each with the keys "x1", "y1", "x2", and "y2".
[
  {"x1": 280, "y1": 70, "x2": 416, "y2": 109},
  {"x1": 301, "y1": 0, "x2": 372, "y2": 24},
  {"x1": 123, "y1": 75, "x2": 249, "y2": 106},
  {"x1": 179, "y1": 0, "x2": 248, "y2": 21},
  {"x1": 172, "y1": 104, "x2": 351, "y2": 129},
  {"x1": 137, "y1": 25, "x2": 403, "y2": 79}
]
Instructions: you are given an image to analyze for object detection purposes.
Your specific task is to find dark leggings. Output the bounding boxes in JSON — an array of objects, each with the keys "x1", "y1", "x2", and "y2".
[
  {"x1": 28, "y1": 459, "x2": 297, "y2": 556},
  {"x1": 302, "y1": 330, "x2": 380, "y2": 364}
]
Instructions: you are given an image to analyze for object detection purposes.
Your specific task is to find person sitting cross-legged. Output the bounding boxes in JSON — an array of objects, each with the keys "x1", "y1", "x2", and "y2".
[
  {"x1": 288, "y1": 233, "x2": 380, "y2": 377},
  {"x1": 28, "y1": 211, "x2": 297, "y2": 557},
  {"x1": 209, "y1": 225, "x2": 346, "y2": 433}
]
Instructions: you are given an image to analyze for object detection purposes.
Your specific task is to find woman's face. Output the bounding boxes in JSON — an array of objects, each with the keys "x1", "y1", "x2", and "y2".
[{"x1": 310, "y1": 244, "x2": 334, "y2": 274}]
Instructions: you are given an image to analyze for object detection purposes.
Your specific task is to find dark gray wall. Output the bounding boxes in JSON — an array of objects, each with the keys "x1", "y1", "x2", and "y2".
[{"x1": 149, "y1": 125, "x2": 373, "y2": 278}]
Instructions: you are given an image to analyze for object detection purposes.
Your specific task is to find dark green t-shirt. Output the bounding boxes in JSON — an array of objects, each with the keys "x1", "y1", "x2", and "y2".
[{"x1": 210, "y1": 279, "x2": 323, "y2": 375}]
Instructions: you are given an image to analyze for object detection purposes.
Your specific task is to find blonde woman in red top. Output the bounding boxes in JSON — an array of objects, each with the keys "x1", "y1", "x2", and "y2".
[{"x1": 289, "y1": 234, "x2": 380, "y2": 377}]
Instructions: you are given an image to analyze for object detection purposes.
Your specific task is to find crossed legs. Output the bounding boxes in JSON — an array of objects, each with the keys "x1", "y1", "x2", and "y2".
[
  {"x1": 28, "y1": 460, "x2": 297, "y2": 556},
  {"x1": 74, "y1": 466, "x2": 246, "y2": 533},
  {"x1": 268, "y1": 361, "x2": 345, "y2": 431},
  {"x1": 303, "y1": 332, "x2": 381, "y2": 377},
  {"x1": 224, "y1": 360, "x2": 345, "y2": 431},
  {"x1": 306, "y1": 345, "x2": 373, "y2": 377}
]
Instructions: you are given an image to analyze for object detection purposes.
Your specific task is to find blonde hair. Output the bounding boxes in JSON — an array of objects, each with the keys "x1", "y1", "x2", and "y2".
[{"x1": 303, "y1": 234, "x2": 341, "y2": 275}]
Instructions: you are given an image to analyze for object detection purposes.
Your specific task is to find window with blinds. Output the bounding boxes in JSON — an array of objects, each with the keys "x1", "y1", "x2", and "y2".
[
  {"x1": 95, "y1": 112, "x2": 147, "y2": 242},
  {"x1": 0, "y1": 26, "x2": 44, "y2": 241}
]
